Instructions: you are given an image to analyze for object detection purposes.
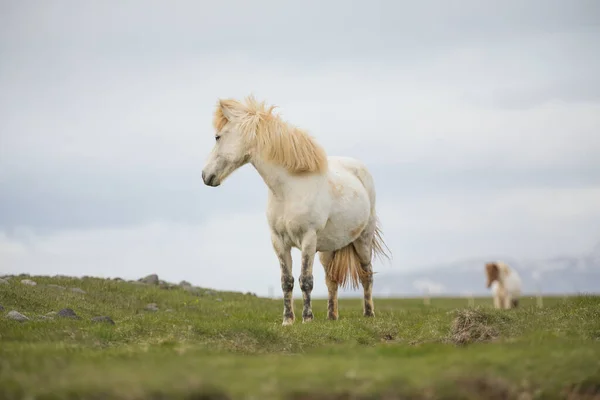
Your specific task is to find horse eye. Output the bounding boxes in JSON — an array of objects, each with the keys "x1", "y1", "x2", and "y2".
[{"x1": 215, "y1": 136, "x2": 221, "y2": 141}]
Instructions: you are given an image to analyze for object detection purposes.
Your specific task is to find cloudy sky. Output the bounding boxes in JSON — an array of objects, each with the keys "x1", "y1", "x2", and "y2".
[{"x1": 1, "y1": 0, "x2": 599, "y2": 297}]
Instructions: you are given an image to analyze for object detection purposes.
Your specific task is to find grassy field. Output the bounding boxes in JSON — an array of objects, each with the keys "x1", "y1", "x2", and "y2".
[{"x1": 1, "y1": 275, "x2": 600, "y2": 399}]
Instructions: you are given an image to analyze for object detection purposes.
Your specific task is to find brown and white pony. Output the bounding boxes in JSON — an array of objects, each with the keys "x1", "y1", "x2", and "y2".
[{"x1": 485, "y1": 261, "x2": 522, "y2": 309}]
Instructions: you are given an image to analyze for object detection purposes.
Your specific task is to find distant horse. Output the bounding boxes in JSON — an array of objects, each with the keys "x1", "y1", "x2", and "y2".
[
  {"x1": 485, "y1": 261, "x2": 522, "y2": 309},
  {"x1": 201, "y1": 95, "x2": 391, "y2": 325}
]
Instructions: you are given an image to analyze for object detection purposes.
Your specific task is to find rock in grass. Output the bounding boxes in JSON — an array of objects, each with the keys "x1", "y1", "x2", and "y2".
[
  {"x1": 145, "y1": 303, "x2": 159, "y2": 312},
  {"x1": 47, "y1": 284, "x2": 66, "y2": 290},
  {"x1": 0, "y1": 305, "x2": 4, "y2": 311},
  {"x1": 159, "y1": 281, "x2": 176, "y2": 290},
  {"x1": 0, "y1": 278, "x2": 9, "y2": 285},
  {"x1": 91, "y1": 316, "x2": 115, "y2": 325},
  {"x1": 179, "y1": 280, "x2": 192, "y2": 288},
  {"x1": 183, "y1": 285, "x2": 200, "y2": 294},
  {"x1": 21, "y1": 279, "x2": 37, "y2": 286},
  {"x1": 57, "y1": 308, "x2": 80, "y2": 319},
  {"x1": 46, "y1": 311, "x2": 57, "y2": 318},
  {"x1": 70, "y1": 287, "x2": 86, "y2": 294},
  {"x1": 7, "y1": 310, "x2": 29, "y2": 322},
  {"x1": 139, "y1": 274, "x2": 159, "y2": 285}
]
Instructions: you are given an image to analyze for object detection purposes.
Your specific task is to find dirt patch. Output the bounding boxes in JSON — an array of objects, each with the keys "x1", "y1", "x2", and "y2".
[
  {"x1": 563, "y1": 378, "x2": 600, "y2": 400},
  {"x1": 448, "y1": 308, "x2": 500, "y2": 345},
  {"x1": 288, "y1": 394, "x2": 357, "y2": 400},
  {"x1": 288, "y1": 376, "x2": 531, "y2": 400},
  {"x1": 288, "y1": 392, "x2": 416, "y2": 400},
  {"x1": 381, "y1": 332, "x2": 396, "y2": 342},
  {"x1": 13, "y1": 388, "x2": 233, "y2": 400},
  {"x1": 452, "y1": 376, "x2": 517, "y2": 399}
]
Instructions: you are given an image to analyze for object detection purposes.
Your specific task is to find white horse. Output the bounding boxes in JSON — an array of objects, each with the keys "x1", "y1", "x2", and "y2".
[
  {"x1": 201, "y1": 95, "x2": 391, "y2": 325},
  {"x1": 485, "y1": 261, "x2": 522, "y2": 309}
]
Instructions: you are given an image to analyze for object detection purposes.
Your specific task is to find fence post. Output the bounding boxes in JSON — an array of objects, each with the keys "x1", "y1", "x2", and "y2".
[{"x1": 423, "y1": 288, "x2": 430, "y2": 306}]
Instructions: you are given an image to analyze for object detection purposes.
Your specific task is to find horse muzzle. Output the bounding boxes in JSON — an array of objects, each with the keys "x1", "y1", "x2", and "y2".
[{"x1": 202, "y1": 171, "x2": 220, "y2": 187}]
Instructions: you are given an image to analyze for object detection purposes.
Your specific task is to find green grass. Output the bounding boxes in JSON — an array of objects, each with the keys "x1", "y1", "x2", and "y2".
[{"x1": 1, "y1": 275, "x2": 600, "y2": 399}]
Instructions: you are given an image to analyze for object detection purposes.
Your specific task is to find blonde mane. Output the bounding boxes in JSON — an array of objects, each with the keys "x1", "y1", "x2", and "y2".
[{"x1": 213, "y1": 95, "x2": 328, "y2": 174}]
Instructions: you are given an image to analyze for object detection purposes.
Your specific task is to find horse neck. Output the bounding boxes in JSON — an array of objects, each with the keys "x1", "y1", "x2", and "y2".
[
  {"x1": 497, "y1": 265, "x2": 510, "y2": 284},
  {"x1": 250, "y1": 157, "x2": 323, "y2": 199},
  {"x1": 250, "y1": 157, "x2": 292, "y2": 197},
  {"x1": 496, "y1": 273, "x2": 507, "y2": 288}
]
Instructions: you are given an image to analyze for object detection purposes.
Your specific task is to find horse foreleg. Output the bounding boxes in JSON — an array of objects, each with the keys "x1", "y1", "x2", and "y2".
[
  {"x1": 272, "y1": 233, "x2": 294, "y2": 326},
  {"x1": 503, "y1": 294, "x2": 513, "y2": 309},
  {"x1": 319, "y1": 251, "x2": 339, "y2": 320},
  {"x1": 299, "y1": 231, "x2": 317, "y2": 323},
  {"x1": 493, "y1": 293, "x2": 502, "y2": 309}
]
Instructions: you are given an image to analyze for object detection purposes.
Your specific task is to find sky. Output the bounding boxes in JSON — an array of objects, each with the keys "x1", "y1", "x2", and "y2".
[{"x1": 1, "y1": 0, "x2": 599, "y2": 297}]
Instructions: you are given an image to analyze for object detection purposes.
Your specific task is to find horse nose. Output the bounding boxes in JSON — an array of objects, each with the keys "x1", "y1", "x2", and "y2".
[
  {"x1": 202, "y1": 171, "x2": 216, "y2": 186},
  {"x1": 202, "y1": 171, "x2": 211, "y2": 185}
]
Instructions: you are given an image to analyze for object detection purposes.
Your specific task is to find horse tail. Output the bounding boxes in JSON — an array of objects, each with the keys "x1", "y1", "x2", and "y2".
[
  {"x1": 326, "y1": 244, "x2": 365, "y2": 290},
  {"x1": 372, "y1": 215, "x2": 392, "y2": 262},
  {"x1": 326, "y1": 215, "x2": 392, "y2": 290}
]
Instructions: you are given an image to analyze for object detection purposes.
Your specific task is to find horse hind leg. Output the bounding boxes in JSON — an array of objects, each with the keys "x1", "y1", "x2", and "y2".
[
  {"x1": 322, "y1": 244, "x2": 364, "y2": 319},
  {"x1": 352, "y1": 227, "x2": 376, "y2": 317}
]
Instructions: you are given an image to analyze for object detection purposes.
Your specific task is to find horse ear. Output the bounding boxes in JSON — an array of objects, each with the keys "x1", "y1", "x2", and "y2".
[{"x1": 218, "y1": 99, "x2": 242, "y2": 122}]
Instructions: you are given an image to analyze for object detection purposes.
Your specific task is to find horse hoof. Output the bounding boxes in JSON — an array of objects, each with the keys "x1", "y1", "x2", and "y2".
[
  {"x1": 364, "y1": 311, "x2": 375, "y2": 317},
  {"x1": 302, "y1": 312, "x2": 314, "y2": 323},
  {"x1": 282, "y1": 318, "x2": 294, "y2": 326}
]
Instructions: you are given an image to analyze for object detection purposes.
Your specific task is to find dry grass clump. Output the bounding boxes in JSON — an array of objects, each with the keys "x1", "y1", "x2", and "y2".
[{"x1": 449, "y1": 308, "x2": 501, "y2": 345}]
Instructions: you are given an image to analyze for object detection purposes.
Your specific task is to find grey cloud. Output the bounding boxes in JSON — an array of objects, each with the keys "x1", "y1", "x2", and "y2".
[
  {"x1": 0, "y1": 165, "x2": 267, "y2": 231},
  {"x1": 463, "y1": 82, "x2": 600, "y2": 111},
  {"x1": 2, "y1": 0, "x2": 598, "y2": 66},
  {"x1": 1, "y1": 161, "x2": 598, "y2": 231}
]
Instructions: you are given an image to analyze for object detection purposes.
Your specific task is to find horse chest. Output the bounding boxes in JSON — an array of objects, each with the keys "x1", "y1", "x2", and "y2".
[{"x1": 267, "y1": 199, "x2": 328, "y2": 249}]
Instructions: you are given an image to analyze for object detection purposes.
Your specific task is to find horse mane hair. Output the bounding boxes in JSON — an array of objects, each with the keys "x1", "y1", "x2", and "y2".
[
  {"x1": 485, "y1": 261, "x2": 511, "y2": 284},
  {"x1": 213, "y1": 95, "x2": 328, "y2": 174}
]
